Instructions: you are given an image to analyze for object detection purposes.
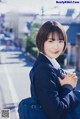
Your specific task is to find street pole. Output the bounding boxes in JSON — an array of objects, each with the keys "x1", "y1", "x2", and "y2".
[
  {"x1": 0, "y1": 39, "x2": 1, "y2": 64},
  {"x1": 76, "y1": 33, "x2": 80, "y2": 71},
  {"x1": 0, "y1": 14, "x2": 1, "y2": 64},
  {"x1": 41, "y1": 0, "x2": 44, "y2": 24},
  {"x1": 0, "y1": 0, "x2": 2, "y2": 64}
]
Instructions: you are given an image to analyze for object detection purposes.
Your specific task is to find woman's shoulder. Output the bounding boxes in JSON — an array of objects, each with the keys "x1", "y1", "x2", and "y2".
[{"x1": 35, "y1": 62, "x2": 53, "y2": 72}]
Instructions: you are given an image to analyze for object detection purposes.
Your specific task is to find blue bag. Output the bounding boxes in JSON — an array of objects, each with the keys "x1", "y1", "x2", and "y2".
[
  {"x1": 18, "y1": 92, "x2": 80, "y2": 119},
  {"x1": 18, "y1": 91, "x2": 80, "y2": 119},
  {"x1": 65, "y1": 91, "x2": 80, "y2": 119},
  {"x1": 18, "y1": 97, "x2": 48, "y2": 119}
]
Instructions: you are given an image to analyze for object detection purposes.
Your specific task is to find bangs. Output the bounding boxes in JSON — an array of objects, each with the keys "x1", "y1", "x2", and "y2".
[
  {"x1": 55, "y1": 31, "x2": 64, "y2": 40},
  {"x1": 47, "y1": 31, "x2": 64, "y2": 41},
  {"x1": 53, "y1": 27, "x2": 64, "y2": 40},
  {"x1": 47, "y1": 26, "x2": 64, "y2": 41}
]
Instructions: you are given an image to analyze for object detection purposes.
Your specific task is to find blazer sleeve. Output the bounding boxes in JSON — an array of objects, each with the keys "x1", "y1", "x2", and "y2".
[{"x1": 34, "y1": 64, "x2": 79, "y2": 119}]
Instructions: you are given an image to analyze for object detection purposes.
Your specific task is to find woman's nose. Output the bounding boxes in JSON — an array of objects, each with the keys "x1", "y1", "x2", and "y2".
[{"x1": 53, "y1": 41, "x2": 59, "y2": 49}]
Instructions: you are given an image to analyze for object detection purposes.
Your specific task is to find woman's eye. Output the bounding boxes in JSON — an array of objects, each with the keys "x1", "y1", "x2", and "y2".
[
  {"x1": 48, "y1": 40, "x2": 53, "y2": 42},
  {"x1": 59, "y1": 40, "x2": 64, "y2": 43}
]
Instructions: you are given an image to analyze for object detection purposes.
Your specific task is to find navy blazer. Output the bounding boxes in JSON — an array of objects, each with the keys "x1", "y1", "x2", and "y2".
[{"x1": 29, "y1": 53, "x2": 79, "y2": 119}]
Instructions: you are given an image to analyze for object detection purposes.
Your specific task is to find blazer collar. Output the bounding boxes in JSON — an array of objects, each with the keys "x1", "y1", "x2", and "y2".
[
  {"x1": 37, "y1": 53, "x2": 53, "y2": 66},
  {"x1": 40, "y1": 52, "x2": 60, "y2": 69}
]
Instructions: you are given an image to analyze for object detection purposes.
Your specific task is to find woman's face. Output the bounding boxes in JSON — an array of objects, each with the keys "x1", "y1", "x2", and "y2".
[{"x1": 44, "y1": 32, "x2": 65, "y2": 59}]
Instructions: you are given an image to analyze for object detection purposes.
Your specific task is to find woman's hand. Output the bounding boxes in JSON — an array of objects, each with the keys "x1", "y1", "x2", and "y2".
[{"x1": 59, "y1": 72, "x2": 78, "y2": 88}]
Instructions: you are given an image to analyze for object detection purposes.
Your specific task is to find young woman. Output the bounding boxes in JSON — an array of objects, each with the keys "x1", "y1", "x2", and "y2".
[{"x1": 29, "y1": 21, "x2": 79, "y2": 119}]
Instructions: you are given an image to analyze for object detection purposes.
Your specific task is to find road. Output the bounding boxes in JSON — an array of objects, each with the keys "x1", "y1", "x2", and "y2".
[{"x1": 0, "y1": 48, "x2": 34, "y2": 119}]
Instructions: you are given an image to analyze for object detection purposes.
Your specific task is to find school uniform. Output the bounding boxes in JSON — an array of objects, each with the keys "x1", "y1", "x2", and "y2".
[{"x1": 29, "y1": 53, "x2": 79, "y2": 119}]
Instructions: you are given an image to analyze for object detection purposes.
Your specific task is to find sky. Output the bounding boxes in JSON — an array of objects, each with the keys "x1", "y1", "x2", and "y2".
[{"x1": 0, "y1": 0, "x2": 80, "y2": 14}]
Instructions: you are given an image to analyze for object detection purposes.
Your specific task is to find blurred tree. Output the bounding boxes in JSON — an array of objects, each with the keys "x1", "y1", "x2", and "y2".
[{"x1": 26, "y1": 21, "x2": 41, "y2": 57}]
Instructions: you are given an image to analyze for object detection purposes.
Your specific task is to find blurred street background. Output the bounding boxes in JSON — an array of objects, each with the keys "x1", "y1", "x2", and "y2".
[
  {"x1": 0, "y1": 47, "x2": 34, "y2": 119},
  {"x1": 0, "y1": 0, "x2": 80, "y2": 119}
]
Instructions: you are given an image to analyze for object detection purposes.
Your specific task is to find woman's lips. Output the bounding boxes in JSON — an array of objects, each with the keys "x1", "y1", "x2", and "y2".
[{"x1": 53, "y1": 51, "x2": 59, "y2": 54}]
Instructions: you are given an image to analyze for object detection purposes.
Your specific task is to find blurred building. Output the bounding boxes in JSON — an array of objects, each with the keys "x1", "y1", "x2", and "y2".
[
  {"x1": 4, "y1": 11, "x2": 38, "y2": 50},
  {"x1": 67, "y1": 23, "x2": 80, "y2": 66}
]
